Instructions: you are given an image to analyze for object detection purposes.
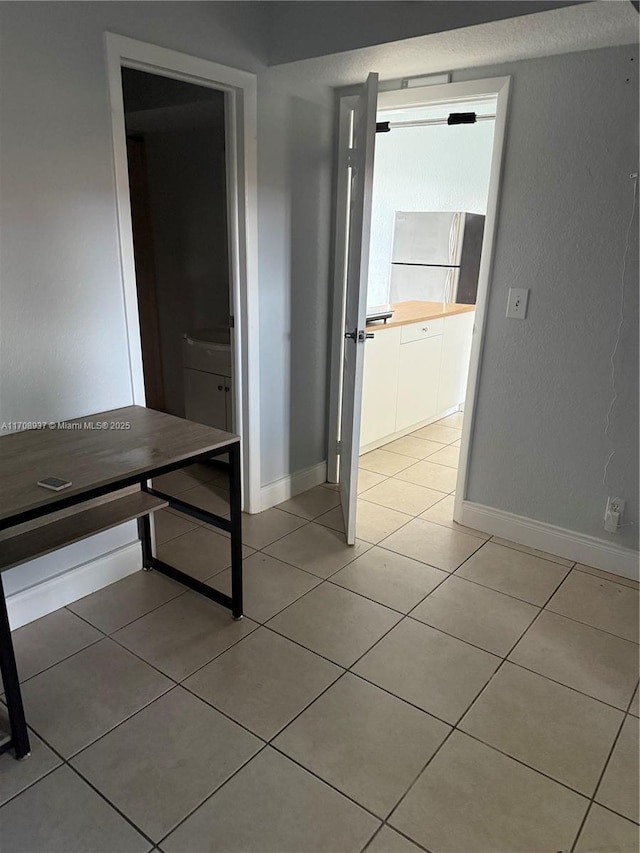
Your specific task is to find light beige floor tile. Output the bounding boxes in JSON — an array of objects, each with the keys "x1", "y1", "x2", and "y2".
[
  {"x1": 314, "y1": 504, "x2": 346, "y2": 532},
  {"x1": 360, "y1": 449, "x2": 416, "y2": 476},
  {"x1": 10, "y1": 608, "x2": 102, "y2": 682},
  {"x1": 276, "y1": 485, "x2": 341, "y2": 520},
  {"x1": 452, "y1": 438, "x2": 461, "y2": 447},
  {"x1": 460, "y1": 662, "x2": 624, "y2": 795},
  {"x1": 491, "y1": 536, "x2": 574, "y2": 568},
  {"x1": 353, "y1": 618, "x2": 499, "y2": 723},
  {"x1": 162, "y1": 747, "x2": 380, "y2": 853},
  {"x1": 631, "y1": 685, "x2": 639, "y2": 717},
  {"x1": 357, "y1": 469, "x2": 388, "y2": 493},
  {"x1": 183, "y1": 461, "x2": 227, "y2": 484},
  {"x1": 19, "y1": 639, "x2": 171, "y2": 758},
  {"x1": 113, "y1": 592, "x2": 257, "y2": 682},
  {"x1": 359, "y1": 477, "x2": 446, "y2": 517},
  {"x1": 184, "y1": 628, "x2": 341, "y2": 740},
  {"x1": 574, "y1": 804, "x2": 640, "y2": 853},
  {"x1": 389, "y1": 731, "x2": 587, "y2": 853},
  {"x1": 0, "y1": 765, "x2": 151, "y2": 853},
  {"x1": 0, "y1": 717, "x2": 61, "y2": 807},
  {"x1": 426, "y1": 444, "x2": 460, "y2": 469},
  {"x1": 274, "y1": 674, "x2": 450, "y2": 818},
  {"x1": 267, "y1": 583, "x2": 401, "y2": 668},
  {"x1": 330, "y1": 546, "x2": 447, "y2": 613},
  {"x1": 509, "y1": 611, "x2": 639, "y2": 710},
  {"x1": 206, "y1": 552, "x2": 321, "y2": 623},
  {"x1": 547, "y1": 569, "x2": 639, "y2": 642},
  {"x1": 178, "y1": 482, "x2": 231, "y2": 517},
  {"x1": 152, "y1": 469, "x2": 204, "y2": 496},
  {"x1": 365, "y1": 826, "x2": 424, "y2": 853},
  {"x1": 437, "y1": 411, "x2": 464, "y2": 429},
  {"x1": 153, "y1": 508, "x2": 198, "y2": 545},
  {"x1": 316, "y1": 501, "x2": 413, "y2": 545},
  {"x1": 157, "y1": 525, "x2": 253, "y2": 582},
  {"x1": 394, "y1": 459, "x2": 458, "y2": 492},
  {"x1": 263, "y1": 522, "x2": 371, "y2": 579},
  {"x1": 596, "y1": 715, "x2": 640, "y2": 822},
  {"x1": 72, "y1": 687, "x2": 261, "y2": 842},
  {"x1": 456, "y1": 541, "x2": 570, "y2": 605},
  {"x1": 575, "y1": 563, "x2": 639, "y2": 590},
  {"x1": 411, "y1": 423, "x2": 460, "y2": 444},
  {"x1": 419, "y1": 494, "x2": 489, "y2": 539},
  {"x1": 356, "y1": 501, "x2": 414, "y2": 544},
  {"x1": 238, "y1": 507, "x2": 307, "y2": 549},
  {"x1": 382, "y1": 435, "x2": 445, "y2": 460},
  {"x1": 411, "y1": 575, "x2": 539, "y2": 656},
  {"x1": 380, "y1": 517, "x2": 483, "y2": 572},
  {"x1": 69, "y1": 570, "x2": 185, "y2": 634}
]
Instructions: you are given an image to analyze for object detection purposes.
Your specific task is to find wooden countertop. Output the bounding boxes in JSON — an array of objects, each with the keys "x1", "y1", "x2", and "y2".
[{"x1": 367, "y1": 301, "x2": 475, "y2": 330}]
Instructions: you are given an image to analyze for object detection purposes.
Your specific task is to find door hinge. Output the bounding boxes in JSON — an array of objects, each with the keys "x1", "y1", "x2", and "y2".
[
  {"x1": 347, "y1": 147, "x2": 355, "y2": 167},
  {"x1": 336, "y1": 440, "x2": 342, "y2": 455}
]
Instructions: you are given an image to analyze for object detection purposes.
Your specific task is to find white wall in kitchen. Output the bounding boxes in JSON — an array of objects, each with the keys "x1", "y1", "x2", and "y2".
[{"x1": 368, "y1": 109, "x2": 495, "y2": 306}]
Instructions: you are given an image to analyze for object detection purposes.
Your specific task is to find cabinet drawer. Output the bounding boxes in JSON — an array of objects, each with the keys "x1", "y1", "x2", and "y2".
[{"x1": 400, "y1": 318, "x2": 444, "y2": 344}]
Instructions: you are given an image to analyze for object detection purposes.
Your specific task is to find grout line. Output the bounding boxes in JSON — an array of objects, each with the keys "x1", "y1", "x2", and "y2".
[
  {"x1": 487, "y1": 535, "x2": 576, "y2": 569},
  {"x1": 153, "y1": 742, "x2": 271, "y2": 848},
  {"x1": 65, "y1": 761, "x2": 157, "y2": 847},
  {"x1": 68, "y1": 583, "x2": 189, "y2": 637},
  {"x1": 570, "y1": 702, "x2": 638, "y2": 851},
  {"x1": 542, "y1": 605, "x2": 640, "y2": 646},
  {"x1": 6, "y1": 633, "x2": 105, "y2": 691}
]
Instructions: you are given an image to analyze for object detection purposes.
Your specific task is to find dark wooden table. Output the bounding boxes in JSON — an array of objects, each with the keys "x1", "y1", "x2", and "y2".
[{"x1": 0, "y1": 406, "x2": 243, "y2": 760}]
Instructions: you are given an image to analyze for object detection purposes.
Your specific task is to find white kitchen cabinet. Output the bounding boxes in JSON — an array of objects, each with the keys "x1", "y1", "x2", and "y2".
[
  {"x1": 360, "y1": 308, "x2": 474, "y2": 451},
  {"x1": 437, "y1": 311, "x2": 475, "y2": 413},
  {"x1": 396, "y1": 334, "x2": 443, "y2": 430},
  {"x1": 360, "y1": 326, "x2": 402, "y2": 447}
]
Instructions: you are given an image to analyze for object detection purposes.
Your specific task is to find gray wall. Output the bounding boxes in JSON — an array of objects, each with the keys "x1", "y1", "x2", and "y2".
[
  {"x1": 453, "y1": 45, "x2": 639, "y2": 550},
  {"x1": 267, "y1": 0, "x2": 582, "y2": 65},
  {"x1": 257, "y1": 68, "x2": 334, "y2": 484},
  {"x1": 0, "y1": 1, "x2": 333, "y2": 596}
]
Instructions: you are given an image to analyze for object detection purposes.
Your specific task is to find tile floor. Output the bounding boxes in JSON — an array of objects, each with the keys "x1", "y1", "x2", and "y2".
[{"x1": 1, "y1": 413, "x2": 639, "y2": 852}]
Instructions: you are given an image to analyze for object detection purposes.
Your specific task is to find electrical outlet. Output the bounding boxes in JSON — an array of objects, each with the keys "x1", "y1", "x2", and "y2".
[
  {"x1": 604, "y1": 496, "x2": 625, "y2": 533},
  {"x1": 506, "y1": 288, "x2": 529, "y2": 319}
]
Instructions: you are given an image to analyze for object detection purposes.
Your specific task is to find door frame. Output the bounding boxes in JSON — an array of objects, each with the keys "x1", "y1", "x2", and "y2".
[
  {"x1": 104, "y1": 33, "x2": 261, "y2": 513},
  {"x1": 327, "y1": 76, "x2": 511, "y2": 526}
]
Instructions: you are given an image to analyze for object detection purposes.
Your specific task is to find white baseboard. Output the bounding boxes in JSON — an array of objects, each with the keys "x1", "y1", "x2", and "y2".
[
  {"x1": 7, "y1": 542, "x2": 142, "y2": 630},
  {"x1": 260, "y1": 461, "x2": 328, "y2": 512},
  {"x1": 459, "y1": 501, "x2": 639, "y2": 581}
]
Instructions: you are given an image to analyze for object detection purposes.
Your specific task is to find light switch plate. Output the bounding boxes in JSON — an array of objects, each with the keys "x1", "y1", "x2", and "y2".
[{"x1": 506, "y1": 288, "x2": 529, "y2": 319}]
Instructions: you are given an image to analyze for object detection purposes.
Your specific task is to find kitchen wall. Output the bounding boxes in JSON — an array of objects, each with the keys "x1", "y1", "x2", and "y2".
[
  {"x1": 0, "y1": 1, "x2": 333, "y2": 610},
  {"x1": 368, "y1": 113, "x2": 495, "y2": 306}
]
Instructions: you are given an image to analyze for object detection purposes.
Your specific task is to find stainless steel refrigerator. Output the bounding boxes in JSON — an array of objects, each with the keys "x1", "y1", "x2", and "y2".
[{"x1": 389, "y1": 211, "x2": 485, "y2": 304}]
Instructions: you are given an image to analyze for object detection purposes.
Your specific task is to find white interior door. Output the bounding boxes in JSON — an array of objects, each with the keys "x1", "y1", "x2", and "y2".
[{"x1": 338, "y1": 73, "x2": 378, "y2": 544}]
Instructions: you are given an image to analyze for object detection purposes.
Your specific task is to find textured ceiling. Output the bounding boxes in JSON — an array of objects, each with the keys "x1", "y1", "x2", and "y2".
[{"x1": 272, "y1": 2, "x2": 638, "y2": 87}]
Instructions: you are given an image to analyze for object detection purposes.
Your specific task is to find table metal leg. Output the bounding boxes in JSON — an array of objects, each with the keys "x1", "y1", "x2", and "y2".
[
  {"x1": 0, "y1": 576, "x2": 31, "y2": 760},
  {"x1": 228, "y1": 441, "x2": 244, "y2": 620},
  {"x1": 137, "y1": 511, "x2": 153, "y2": 571}
]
